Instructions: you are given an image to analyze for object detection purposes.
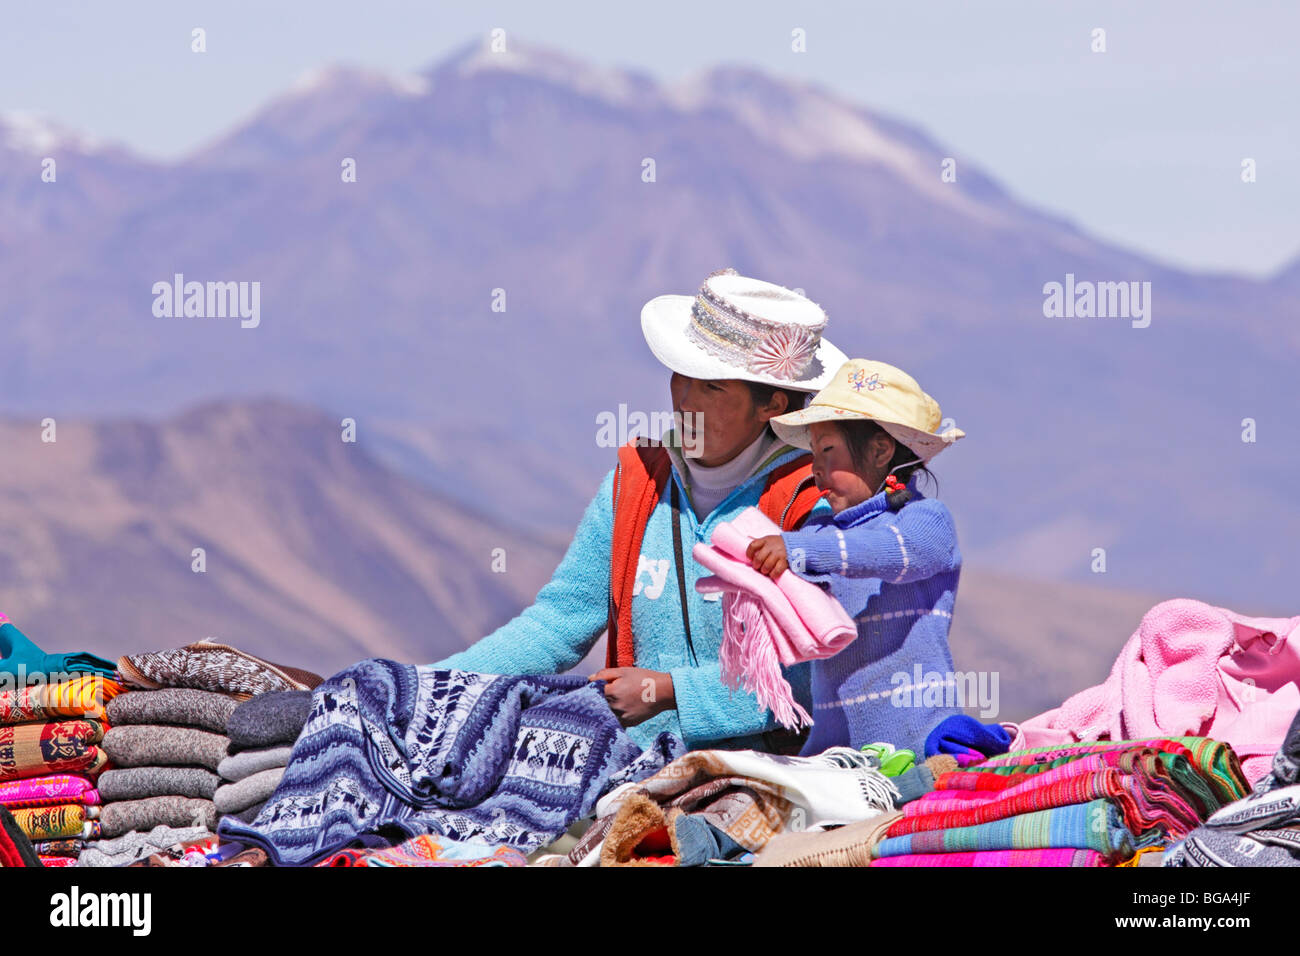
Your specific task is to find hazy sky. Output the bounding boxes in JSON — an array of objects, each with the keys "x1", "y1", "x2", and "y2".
[{"x1": 3, "y1": 0, "x2": 1296, "y2": 276}]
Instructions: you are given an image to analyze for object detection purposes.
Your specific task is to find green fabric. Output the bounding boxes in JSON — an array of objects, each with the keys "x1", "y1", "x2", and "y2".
[{"x1": 0, "y1": 621, "x2": 117, "y2": 684}]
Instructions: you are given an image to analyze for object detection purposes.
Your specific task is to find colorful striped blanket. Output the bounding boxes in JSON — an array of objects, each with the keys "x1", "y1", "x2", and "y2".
[
  {"x1": 970, "y1": 738, "x2": 1247, "y2": 803},
  {"x1": 871, "y1": 848, "x2": 1106, "y2": 867},
  {"x1": 0, "y1": 774, "x2": 100, "y2": 810},
  {"x1": 0, "y1": 676, "x2": 124, "y2": 723},
  {"x1": 873, "y1": 799, "x2": 1140, "y2": 862},
  {"x1": 11, "y1": 803, "x2": 94, "y2": 840},
  {"x1": 217, "y1": 663, "x2": 685, "y2": 865}
]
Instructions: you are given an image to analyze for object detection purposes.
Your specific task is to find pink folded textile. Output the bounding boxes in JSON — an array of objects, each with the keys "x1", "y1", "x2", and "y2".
[
  {"x1": 692, "y1": 507, "x2": 857, "y2": 730},
  {"x1": 1019, "y1": 599, "x2": 1300, "y2": 786},
  {"x1": 870, "y1": 848, "x2": 1106, "y2": 867},
  {"x1": 0, "y1": 774, "x2": 100, "y2": 810}
]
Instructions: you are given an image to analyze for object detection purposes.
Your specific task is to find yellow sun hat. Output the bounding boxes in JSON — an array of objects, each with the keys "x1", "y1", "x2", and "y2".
[{"x1": 769, "y1": 359, "x2": 965, "y2": 462}]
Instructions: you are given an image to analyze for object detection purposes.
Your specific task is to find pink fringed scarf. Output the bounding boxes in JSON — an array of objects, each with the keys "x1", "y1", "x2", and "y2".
[{"x1": 694, "y1": 507, "x2": 856, "y2": 730}]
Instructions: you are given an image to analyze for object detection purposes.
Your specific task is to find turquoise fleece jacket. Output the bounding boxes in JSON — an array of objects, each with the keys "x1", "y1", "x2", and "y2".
[{"x1": 436, "y1": 434, "x2": 813, "y2": 752}]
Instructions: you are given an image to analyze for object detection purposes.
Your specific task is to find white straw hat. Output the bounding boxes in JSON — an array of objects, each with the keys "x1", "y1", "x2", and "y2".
[
  {"x1": 770, "y1": 359, "x2": 966, "y2": 462},
  {"x1": 641, "y1": 268, "x2": 847, "y2": 392}
]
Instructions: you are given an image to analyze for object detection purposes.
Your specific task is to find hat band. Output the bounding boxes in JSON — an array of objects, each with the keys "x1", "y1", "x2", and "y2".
[{"x1": 686, "y1": 295, "x2": 820, "y2": 382}]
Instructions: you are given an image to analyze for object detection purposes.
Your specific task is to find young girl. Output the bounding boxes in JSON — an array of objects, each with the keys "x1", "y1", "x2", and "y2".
[{"x1": 746, "y1": 359, "x2": 967, "y2": 757}]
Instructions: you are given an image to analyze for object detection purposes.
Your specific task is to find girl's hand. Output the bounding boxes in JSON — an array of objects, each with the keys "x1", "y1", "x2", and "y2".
[
  {"x1": 746, "y1": 535, "x2": 789, "y2": 579},
  {"x1": 588, "y1": 668, "x2": 675, "y2": 726}
]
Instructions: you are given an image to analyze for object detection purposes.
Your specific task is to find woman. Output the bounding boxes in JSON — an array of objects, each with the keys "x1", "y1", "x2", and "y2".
[{"x1": 437, "y1": 268, "x2": 849, "y2": 752}]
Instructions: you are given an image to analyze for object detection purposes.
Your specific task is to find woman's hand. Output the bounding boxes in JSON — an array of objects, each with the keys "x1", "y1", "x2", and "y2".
[
  {"x1": 588, "y1": 668, "x2": 675, "y2": 726},
  {"x1": 746, "y1": 535, "x2": 789, "y2": 579}
]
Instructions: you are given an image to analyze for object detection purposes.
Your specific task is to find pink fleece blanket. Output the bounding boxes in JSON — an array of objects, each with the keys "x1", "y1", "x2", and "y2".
[
  {"x1": 692, "y1": 507, "x2": 856, "y2": 730},
  {"x1": 1020, "y1": 599, "x2": 1300, "y2": 786}
]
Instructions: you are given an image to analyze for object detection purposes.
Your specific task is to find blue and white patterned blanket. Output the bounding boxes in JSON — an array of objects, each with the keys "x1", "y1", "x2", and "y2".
[{"x1": 216, "y1": 661, "x2": 684, "y2": 865}]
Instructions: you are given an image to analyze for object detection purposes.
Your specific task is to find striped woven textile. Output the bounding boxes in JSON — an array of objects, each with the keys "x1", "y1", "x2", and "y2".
[
  {"x1": 871, "y1": 848, "x2": 1106, "y2": 867},
  {"x1": 0, "y1": 720, "x2": 107, "y2": 782},
  {"x1": 32, "y1": 838, "x2": 84, "y2": 858},
  {"x1": 0, "y1": 677, "x2": 125, "y2": 724},
  {"x1": 969, "y1": 738, "x2": 1247, "y2": 802},
  {"x1": 10, "y1": 803, "x2": 92, "y2": 840},
  {"x1": 936, "y1": 749, "x2": 1223, "y2": 825},
  {"x1": 40, "y1": 855, "x2": 78, "y2": 867},
  {"x1": 889, "y1": 761, "x2": 1201, "y2": 840},
  {"x1": 873, "y1": 799, "x2": 1138, "y2": 861},
  {"x1": 949, "y1": 742, "x2": 1236, "y2": 814},
  {"x1": 0, "y1": 774, "x2": 99, "y2": 810}
]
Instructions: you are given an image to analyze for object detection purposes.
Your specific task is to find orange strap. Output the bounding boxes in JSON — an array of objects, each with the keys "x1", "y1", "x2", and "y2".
[{"x1": 606, "y1": 442, "x2": 822, "y2": 669}]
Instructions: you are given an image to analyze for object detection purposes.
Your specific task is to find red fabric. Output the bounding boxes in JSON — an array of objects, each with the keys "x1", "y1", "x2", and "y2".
[{"x1": 606, "y1": 441, "x2": 820, "y2": 668}]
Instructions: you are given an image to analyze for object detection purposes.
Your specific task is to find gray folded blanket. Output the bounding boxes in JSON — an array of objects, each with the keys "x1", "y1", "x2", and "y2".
[
  {"x1": 218, "y1": 745, "x2": 292, "y2": 783},
  {"x1": 102, "y1": 725, "x2": 230, "y2": 771},
  {"x1": 100, "y1": 797, "x2": 217, "y2": 838},
  {"x1": 214, "y1": 767, "x2": 284, "y2": 815},
  {"x1": 77, "y1": 825, "x2": 211, "y2": 868},
  {"x1": 105, "y1": 688, "x2": 239, "y2": 734},
  {"x1": 226, "y1": 690, "x2": 312, "y2": 752},
  {"x1": 98, "y1": 767, "x2": 221, "y2": 801},
  {"x1": 231, "y1": 800, "x2": 266, "y2": 825}
]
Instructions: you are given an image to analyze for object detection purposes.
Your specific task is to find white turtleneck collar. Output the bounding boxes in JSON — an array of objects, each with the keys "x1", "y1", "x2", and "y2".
[{"x1": 678, "y1": 429, "x2": 779, "y2": 520}]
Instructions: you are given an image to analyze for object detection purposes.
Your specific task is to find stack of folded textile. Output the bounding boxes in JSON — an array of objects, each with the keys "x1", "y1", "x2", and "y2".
[
  {"x1": 95, "y1": 688, "x2": 237, "y2": 855},
  {"x1": 217, "y1": 691, "x2": 313, "y2": 825},
  {"x1": 84, "y1": 641, "x2": 322, "y2": 866},
  {"x1": 865, "y1": 737, "x2": 1249, "y2": 867},
  {"x1": 0, "y1": 613, "x2": 121, "y2": 866}
]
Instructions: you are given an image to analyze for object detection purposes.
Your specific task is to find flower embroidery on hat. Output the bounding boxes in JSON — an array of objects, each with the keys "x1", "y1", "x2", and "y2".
[
  {"x1": 748, "y1": 325, "x2": 817, "y2": 381},
  {"x1": 848, "y1": 368, "x2": 883, "y2": 392}
]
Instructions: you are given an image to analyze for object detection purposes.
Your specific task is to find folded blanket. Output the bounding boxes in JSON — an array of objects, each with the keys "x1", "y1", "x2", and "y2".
[
  {"x1": 755, "y1": 811, "x2": 905, "y2": 867},
  {"x1": 225, "y1": 691, "x2": 313, "y2": 752},
  {"x1": 214, "y1": 767, "x2": 283, "y2": 814},
  {"x1": 871, "y1": 848, "x2": 1107, "y2": 867},
  {"x1": 76, "y1": 824, "x2": 211, "y2": 868},
  {"x1": 219, "y1": 663, "x2": 686, "y2": 866},
  {"x1": 105, "y1": 688, "x2": 239, "y2": 733},
  {"x1": 0, "y1": 774, "x2": 99, "y2": 810},
  {"x1": 0, "y1": 676, "x2": 125, "y2": 723},
  {"x1": 692, "y1": 507, "x2": 856, "y2": 730},
  {"x1": 0, "y1": 805, "x2": 43, "y2": 866},
  {"x1": 218, "y1": 745, "x2": 292, "y2": 782},
  {"x1": 231, "y1": 800, "x2": 265, "y2": 824},
  {"x1": 11, "y1": 803, "x2": 91, "y2": 840},
  {"x1": 101, "y1": 725, "x2": 230, "y2": 771},
  {"x1": 873, "y1": 799, "x2": 1139, "y2": 862},
  {"x1": 118, "y1": 640, "x2": 322, "y2": 701},
  {"x1": 0, "y1": 720, "x2": 107, "y2": 782},
  {"x1": 98, "y1": 767, "x2": 221, "y2": 801},
  {"x1": 317, "y1": 834, "x2": 528, "y2": 867},
  {"x1": 100, "y1": 796, "x2": 217, "y2": 838},
  {"x1": 0, "y1": 615, "x2": 117, "y2": 684},
  {"x1": 32, "y1": 838, "x2": 84, "y2": 858}
]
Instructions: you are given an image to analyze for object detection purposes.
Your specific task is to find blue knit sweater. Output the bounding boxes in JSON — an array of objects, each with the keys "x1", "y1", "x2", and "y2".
[
  {"x1": 780, "y1": 479, "x2": 964, "y2": 757},
  {"x1": 436, "y1": 434, "x2": 813, "y2": 752}
]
